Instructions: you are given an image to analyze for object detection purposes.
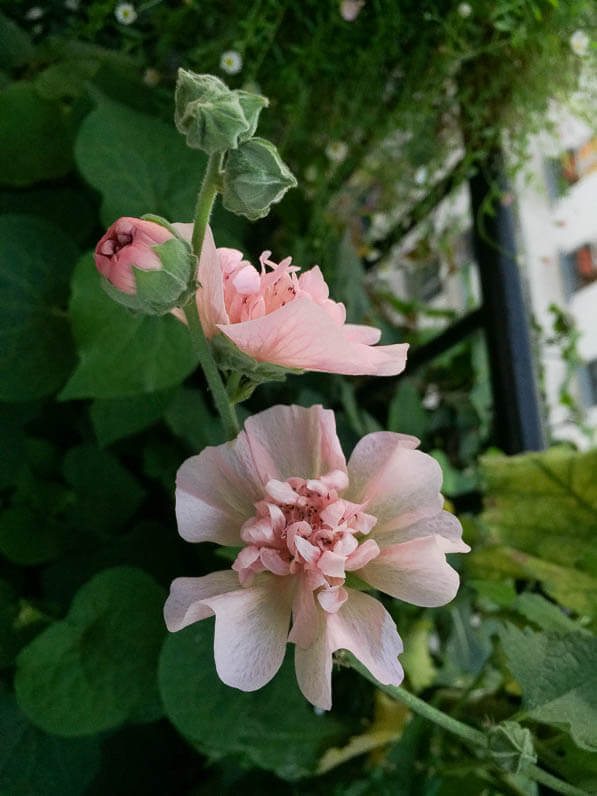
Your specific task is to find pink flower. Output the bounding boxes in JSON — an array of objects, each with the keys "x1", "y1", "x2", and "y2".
[
  {"x1": 94, "y1": 217, "x2": 188, "y2": 294},
  {"x1": 175, "y1": 225, "x2": 408, "y2": 376},
  {"x1": 164, "y1": 404, "x2": 469, "y2": 710}
]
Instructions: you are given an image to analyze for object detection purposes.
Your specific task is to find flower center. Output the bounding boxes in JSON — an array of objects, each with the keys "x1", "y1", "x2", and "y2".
[
  {"x1": 232, "y1": 469, "x2": 381, "y2": 613},
  {"x1": 99, "y1": 229, "x2": 133, "y2": 257}
]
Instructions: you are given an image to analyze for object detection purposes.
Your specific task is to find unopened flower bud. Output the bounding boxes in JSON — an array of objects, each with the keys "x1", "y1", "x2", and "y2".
[
  {"x1": 94, "y1": 216, "x2": 195, "y2": 315},
  {"x1": 174, "y1": 70, "x2": 268, "y2": 155},
  {"x1": 221, "y1": 137, "x2": 297, "y2": 220}
]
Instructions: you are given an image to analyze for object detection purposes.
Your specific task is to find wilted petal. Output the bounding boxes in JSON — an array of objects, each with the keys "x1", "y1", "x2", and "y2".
[
  {"x1": 359, "y1": 534, "x2": 470, "y2": 607},
  {"x1": 201, "y1": 574, "x2": 294, "y2": 692},
  {"x1": 217, "y1": 297, "x2": 408, "y2": 376},
  {"x1": 163, "y1": 570, "x2": 240, "y2": 632}
]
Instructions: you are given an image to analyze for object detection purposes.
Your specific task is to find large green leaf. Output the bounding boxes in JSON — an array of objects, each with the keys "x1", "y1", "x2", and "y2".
[
  {"x1": 15, "y1": 567, "x2": 166, "y2": 737},
  {"x1": 0, "y1": 215, "x2": 78, "y2": 400},
  {"x1": 0, "y1": 83, "x2": 73, "y2": 186},
  {"x1": 0, "y1": 692, "x2": 100, "y2": 796},
  {"x1": 158, "y1": 620, "x2": 348, "y2": 781},
  {"x1": 60, "y1": 253, "x2": 198, "y2": 399},
  {"x1": 74, "y1": 94, "x2": 207, "y2": 225},
  {"x1": 91, "y1": 389, "x2": 176, "y2": 447},
  {"x1": 500, "y1": 624, "x2": 597, "y2": 751},
  {"x1": 480, "y1": 447, "x2": 597, "y2": 575}
]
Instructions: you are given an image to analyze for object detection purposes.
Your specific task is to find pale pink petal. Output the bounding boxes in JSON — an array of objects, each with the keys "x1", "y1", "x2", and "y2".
[
  {"x1": 175, "y1": 431, "x2": 266, "y2": 546},
  {"x1": 265, "y1": 479, "x2": 299, "y2": 504},
  {"x1": 317, "y1": 585, "x2": 348, "y2": 613},
  {"x1": 217, "y1": 297, "x2": 408, "y2": 376},
  {"x1": 318, "y1": 550, "x2": 347, "y2": 578},
  {"x1": 346, "y1": 432, "x2": 444, "y2": 538},
  {"x1": 359, "y1": 534, "x2": 469, "y2": 607},
  {"x1": 171, "y1": 222, "x2": 193, "y2": 242},
  {"x1": 163, "y1": 570, "x2": 240, "y2": 632},
  {"x1": 201, "y1": 574, "x2": 294, "y2": 692},
  {"x1": 297, "y1": 265, "x2": 330, "y2": 301},
  {"x1": 243, "y1": 404, "x2": 347, "y2": 484},
  {"x1": 327, "y1": 589, "x2": 404, "y2": 686},
  {"x1": 260, "y1": 547, "x2": 291, "y2": 576},
  {"x1": 376, "y1": 510, "x2": 466, "y2": 549},
  {"x1": 295, "y1": 535, "x2": 321, "y2": 566},
  {"x1": 320, "y1": 500, "x2": 346, "y2": 527},
  {"x1": 195, "y1": 226, "x2": 229, "y2": 337},
  {"x1": 342, "y1": 324, "x2": 381, "y2": 345},
  {"x1": 345, "y1": 538, "x2": 380, "y2": 570},
  {"x1": 232, "y1": 264, "x2": 261, "y2": 294},
  {"x1": 294, "y1": 611, "x2": 333, "y2": 710},
  {"x1": 288, "y1": 572, "x2": 320, "y2": 648}
]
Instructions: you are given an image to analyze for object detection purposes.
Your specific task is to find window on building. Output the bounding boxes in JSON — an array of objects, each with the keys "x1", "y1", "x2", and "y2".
[
  {"x1": 545, "y1": 135, "x2": 597, "y2": 198},
  {"x1": 560, "y1": 243, "x2": 597, "y2": 295}
]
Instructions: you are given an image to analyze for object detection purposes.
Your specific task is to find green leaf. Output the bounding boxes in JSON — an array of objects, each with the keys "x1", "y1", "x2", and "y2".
[
  {"x1": 0, "y1": 506, "x2": 72, "y2": 565},
  {"x1": 500, "y1": 624, "x2": 597, "y2": 751},
  {"x1": 60, "y1": 253, "x2": 198, "y2": 399},
  {"x1": 0, "y1": 12, "x2": 34, "y2": 70},
  {"x1": 159, "y1": 620, "x2": 348, "y2": 781},
  {"x1": 481, "y1": 447, "x2": 597, "y2": 576},
  {"x1": 0, "y1": 82, "x2": 73, "y2": 186},
  {"x1": 74, "y1": 94, "x2": 207, "y2": 225},
  {"x1": 388, "y1": 380, "x2": 427, "y2": 439},
  {"x1": 222, "y1": 137, "x2": 297, "y2": 220},
  {"x1": 0, "y1": 215, "x2": 78, "y2": 401},
  {"x1": 35, "y1": 59, "x2": 100, "y2": 101},
  {"x1": 15, "y1": 567, "x2": 166, "y2": 736},
  {"x1": 164, "y1": 386, "x2": 224, "y2": 450},
  {"x1": 0, "y1": 692, "x2": 101, "y2": 796},
  {"x1": 0, "y1": 187, "x2": 97, "y2": 246},
  {"x1": 400, "y1": 619, "x2": 436, "y2": 692},
  {"x1": 332, "y1": 232, "x2": 371, "y2": 324},
  {"x1": 62, "y1": 445, "x2": 146, "y2": 536},
  {"x1": 91, "y1": 389, "x2": 175, "y2": 447}
]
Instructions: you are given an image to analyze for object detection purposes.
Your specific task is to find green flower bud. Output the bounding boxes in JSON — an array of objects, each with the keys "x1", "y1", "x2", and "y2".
[
  {"x1": 95, "y1": 215, "x2": 196, "y2": 316},
  {"x1": 221, "y1": 137, "x2": 297, "y2": 220},
  {"x1": 174, "y1": 70, "x2": 268, "y2": 155},
  {"x1": 487, "y1": 721, "x2": 537, "y2": 774}
]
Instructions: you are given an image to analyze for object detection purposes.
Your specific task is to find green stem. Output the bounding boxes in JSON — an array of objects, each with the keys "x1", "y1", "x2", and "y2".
[
  {"x1": 191, "y1": 153, "x2": 223, "y2": 257},
  {"x1": 185, "y1": 152, "x2": 239, "y2": 440},
  {"x1": 350, "y1": 660, "x2": 589, "y2": 796},
  {"x1": 183, "y1": 298, "x2": 239, "y2": 440}
]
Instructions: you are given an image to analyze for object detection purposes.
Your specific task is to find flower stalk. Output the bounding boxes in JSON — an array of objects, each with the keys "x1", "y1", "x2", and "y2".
[
  {"x1": 350, "y1": 659, "x2": 589, "y2": 796},
  {"x1": 185, "y1": 152, "x2": 239, "y2": 440}
]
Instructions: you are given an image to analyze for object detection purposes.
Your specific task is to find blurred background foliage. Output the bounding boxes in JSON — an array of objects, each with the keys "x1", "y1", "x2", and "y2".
[{"x1": 1, "y1": 1, "x2": 596, "y2": 794}]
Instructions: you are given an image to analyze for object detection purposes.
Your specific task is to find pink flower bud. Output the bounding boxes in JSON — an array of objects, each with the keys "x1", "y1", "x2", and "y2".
[{"x1": 94, "y1": 217, "x2": 174, "y2": 294}]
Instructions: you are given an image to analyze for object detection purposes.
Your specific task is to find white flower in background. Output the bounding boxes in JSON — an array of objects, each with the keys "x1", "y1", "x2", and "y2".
[
  {"x1": 457, "y1": 2, "x2": 472, "y2": 17},
  {"x1": 414, "y1": 166, "x2": 428, "y2": 185},
  {"x1": 25, "y1": 6, "x2": 44, "y2": 20},
  {"x1": 115, "y1": 3, "x2": 137, "y2": 24},
  {"x1": 305, "y1": 165, "x2": 318, "y2": 182},
  {"x1": 64, "y1": 0, "x2": 80, "y2": 9},
  {"x1": 220, "y1": 50, "x2": 243, "y2": 75},
  {"x1": 325, "y1": 140, "x2": 349, "y2": 163},
  {"x1": 143, "y1": 68, "x2": 161, "y2": 87},
  {"x1": 340, "y1": 0, "x2": 365, "y2": 21},
  {"x1": 570, "y1": 30, "x2": 590, "y2": 57},
  {"x1": 422, "y1": 384, "x2": 440, "y2": 410}
]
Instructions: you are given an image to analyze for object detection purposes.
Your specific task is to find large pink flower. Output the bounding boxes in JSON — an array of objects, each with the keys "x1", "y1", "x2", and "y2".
[
  {"x1": 174, "y1": 225, "x2": 408, "y2": 376},
  {"x1": 164, "y1": 404, "x2": 469, "y2": 710}
]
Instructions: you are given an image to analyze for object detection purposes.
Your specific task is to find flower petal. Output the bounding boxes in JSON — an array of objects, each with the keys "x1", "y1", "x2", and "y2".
[
  {"x1": 288, "y1": 572, "x2": 320, "y2": 648},
  {"x1": 175, "y1": 431, "x2": 266, "y2": 546},
  {"x1": 201, "y1": 574, "x2": 294, "y2": 692},
  {"x1": 376, "y1": 509, "x2": 466, "y2": 549},
  {"x1": 328, "y1": 589, "x2": 403, "y2": 686},
  {"x1": 293, "y1": 608, "x2": 333, "y2": 710},
  {"x1": 243, "y1": 404, "x2": 346, "y2": 484},
  {"x1": 196, "y1": 225, "x2": 229, "y2": 337},
  {"x1": 346, "y1": 432, "x2": 444, "y2": 539},
  {"x1": 163, "y1": 570, "x2": 240, "y2": 632},
  {"x1": 359, "y1": 534, "x2": 469, "y2": 607},
  {"x1": 217, "y1": 296, "x2": 408, "y2": 376}
]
